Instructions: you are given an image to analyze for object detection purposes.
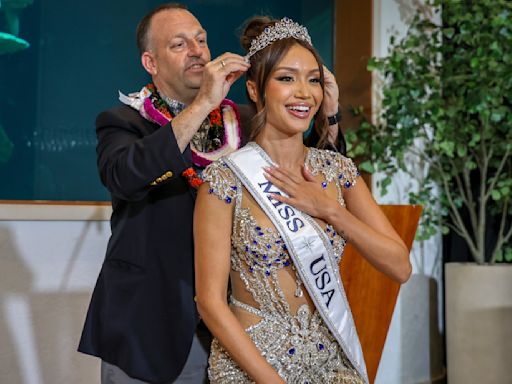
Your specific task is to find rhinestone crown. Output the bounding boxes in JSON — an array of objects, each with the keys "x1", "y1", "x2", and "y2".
[{"x1": 245, "y1": 17, "x2": 312, "y2": 60}]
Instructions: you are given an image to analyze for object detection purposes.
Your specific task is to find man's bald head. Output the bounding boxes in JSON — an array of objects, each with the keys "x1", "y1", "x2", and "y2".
[{"x1": 136, "y1": 2, "x2": 188, "y2": 55}]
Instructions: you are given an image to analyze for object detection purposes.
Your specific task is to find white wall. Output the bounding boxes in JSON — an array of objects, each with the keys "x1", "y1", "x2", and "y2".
[
  {"x1": 0, "y1": 213, "x2": 109, "y2": 383},
  {"x1": 372, "y1": 1, "x2": 445, "y2": 383}
]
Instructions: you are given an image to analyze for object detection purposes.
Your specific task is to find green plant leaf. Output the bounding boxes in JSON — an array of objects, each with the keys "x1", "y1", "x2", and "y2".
[
  {"x1": 443, "y1": 27, "x2": 455, "y2": 39},
  {"x1": 350, "y1": 0, "x2": 512, "y2": 263},
  {"x1": 359, "y1": 161, "x2": 375, "y2": 174}
]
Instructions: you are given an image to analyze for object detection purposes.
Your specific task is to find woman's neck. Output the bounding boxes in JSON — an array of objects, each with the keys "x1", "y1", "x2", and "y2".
[{"x1": 255, "y1": 133, "x2": 307, "y2": 171}]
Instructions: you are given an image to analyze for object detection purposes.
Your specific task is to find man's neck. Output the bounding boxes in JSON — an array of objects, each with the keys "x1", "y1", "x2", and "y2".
[
  {"x1": 152, "y1": 80, "x2": 196, "y2": 106},
  {"x1": 160, "y1": 94, "x2": 187, "y2": 115}
]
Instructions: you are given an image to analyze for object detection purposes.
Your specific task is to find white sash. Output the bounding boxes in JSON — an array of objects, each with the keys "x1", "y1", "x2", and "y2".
[{"x1": 225, "y1": 143, "x2": 369, "y2": 384}]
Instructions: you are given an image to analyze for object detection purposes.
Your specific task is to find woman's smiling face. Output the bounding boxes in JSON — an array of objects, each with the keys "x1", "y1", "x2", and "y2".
[{"x1": 250, "y1": 43, "x2": 324, "y2": 139}]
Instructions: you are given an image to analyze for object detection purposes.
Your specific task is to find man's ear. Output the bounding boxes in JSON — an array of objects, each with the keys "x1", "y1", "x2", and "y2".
[
  {"x1": 141, "y1": 52, "x2": 157, "y2": 76},
  {"x1": 246, "y1": 80, "x2": 258, "y2": 104}
]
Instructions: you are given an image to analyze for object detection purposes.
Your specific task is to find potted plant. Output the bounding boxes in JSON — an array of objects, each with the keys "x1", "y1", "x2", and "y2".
[{"x1": 345, "y1": 0, "x2": 512, "y2": 382}]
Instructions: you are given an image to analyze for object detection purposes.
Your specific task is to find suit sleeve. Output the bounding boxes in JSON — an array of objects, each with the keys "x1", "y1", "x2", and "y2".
[{"x1": 96, "y1": 108, "x2": 191, "y2": 201}]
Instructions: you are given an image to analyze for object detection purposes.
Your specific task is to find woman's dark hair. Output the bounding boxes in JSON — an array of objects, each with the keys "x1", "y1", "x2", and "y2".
[{"x1": 240, "y1": 16, "x2": 335, "y2": 150}]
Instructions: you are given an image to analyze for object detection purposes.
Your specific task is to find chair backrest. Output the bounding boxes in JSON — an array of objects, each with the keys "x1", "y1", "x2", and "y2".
[{"x1": 339, "y1": 204, "x2": 422, "y2": 383}]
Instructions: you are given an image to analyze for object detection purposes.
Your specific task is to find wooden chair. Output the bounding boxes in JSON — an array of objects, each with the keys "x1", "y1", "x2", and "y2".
[{"x1": 339, "y1": 205, "x2": 422, "y2": 383}]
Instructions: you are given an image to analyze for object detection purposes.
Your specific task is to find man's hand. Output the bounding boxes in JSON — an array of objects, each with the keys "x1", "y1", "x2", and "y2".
[
  {"x1": 322, "y1": 66, "x2": 342, "y2": 148},
  {"x1": 193, "y1": 53, "x2": 250, "y2": 112},
  {"x1": 172, "y1": 53, "x2": 249, "y2": 152},
  {"x1": 322, "y1": 65, "x2": 339, "y2": 117}
]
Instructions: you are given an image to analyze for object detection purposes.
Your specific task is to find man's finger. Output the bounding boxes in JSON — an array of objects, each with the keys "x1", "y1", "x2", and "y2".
[{"x1": 226, "y1": 70, "x2": 245, "y2": 86}]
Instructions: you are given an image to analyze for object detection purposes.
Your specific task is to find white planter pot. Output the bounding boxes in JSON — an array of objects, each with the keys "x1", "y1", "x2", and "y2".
[
  {"x1": 400, "y1": 274, "x2": 445, "y2": 383},
  {"x1": 445, "y1": 263, "x2": 512, "y2": 384}
]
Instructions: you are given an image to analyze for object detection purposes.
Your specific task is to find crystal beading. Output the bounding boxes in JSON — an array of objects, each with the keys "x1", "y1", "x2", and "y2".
[
  {"x1": 202, "y1": 147, "x2": 363, "y2": 383},
  {"x1": 245, "y1": 17, "x2": 312, "y2": 60}
]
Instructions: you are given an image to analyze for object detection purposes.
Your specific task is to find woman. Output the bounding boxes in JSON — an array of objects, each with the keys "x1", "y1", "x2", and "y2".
[{"x1": 194, "y1": 16, "x2": 411, "y2": 384}]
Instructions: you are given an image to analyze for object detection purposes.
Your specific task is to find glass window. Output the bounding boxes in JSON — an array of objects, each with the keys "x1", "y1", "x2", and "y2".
[{"x1": 0, "y1": 0, "x2": 334, "y2": 201}]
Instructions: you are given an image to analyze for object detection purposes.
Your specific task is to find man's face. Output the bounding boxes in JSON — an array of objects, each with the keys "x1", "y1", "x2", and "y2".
[{"x1": 144, "y1": 9, "x2": 211, "y2": 103}]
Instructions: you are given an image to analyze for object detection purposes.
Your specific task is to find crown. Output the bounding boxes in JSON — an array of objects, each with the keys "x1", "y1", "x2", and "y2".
[{"x1": 245, "y1": 17, "x2": 312, "y2": 60}]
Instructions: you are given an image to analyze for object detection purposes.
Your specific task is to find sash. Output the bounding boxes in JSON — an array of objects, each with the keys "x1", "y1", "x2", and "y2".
[{"x1": 225, "y1": 143, "x2": 369, "y2": 384}]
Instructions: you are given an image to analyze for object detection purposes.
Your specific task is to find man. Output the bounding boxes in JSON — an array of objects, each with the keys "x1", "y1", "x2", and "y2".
[
  {"x1": 79, "y1": 3, "x2": 343, "y2": 384},
  {"x1": 78, "y1": 4, "x2": 249, "y2": 384}
]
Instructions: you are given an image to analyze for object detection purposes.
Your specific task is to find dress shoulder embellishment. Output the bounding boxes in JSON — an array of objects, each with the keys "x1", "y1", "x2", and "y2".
[
  {"x1": 305, "y1": 148, "x2": 360, "y2": 189},
  {"x1": 202, "y1": 159, "x2": 238, "y2": 204},
  {"x1": 335, "y1": 152, "x2": 360, "y2": 190}
]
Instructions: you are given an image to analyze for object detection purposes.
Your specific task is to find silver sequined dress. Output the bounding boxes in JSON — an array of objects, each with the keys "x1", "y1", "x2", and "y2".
[{"x1": 202, "y1": 145, "x2": 364, "y2": 384}]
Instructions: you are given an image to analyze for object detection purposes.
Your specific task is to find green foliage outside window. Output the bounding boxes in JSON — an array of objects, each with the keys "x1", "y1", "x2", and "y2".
[{"x1": 346, "y1": 0, "x2": 512, "y2": 264}]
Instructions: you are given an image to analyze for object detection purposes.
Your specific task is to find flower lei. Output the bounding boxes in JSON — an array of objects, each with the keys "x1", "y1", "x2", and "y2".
[{"x1": 119, "y1": 83, "x2": 241, "y2": 189}]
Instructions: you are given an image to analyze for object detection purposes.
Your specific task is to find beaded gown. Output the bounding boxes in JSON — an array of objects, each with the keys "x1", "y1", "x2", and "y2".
[{"x1": 202, "y1": 145, "x2": 365, "y2": 384}]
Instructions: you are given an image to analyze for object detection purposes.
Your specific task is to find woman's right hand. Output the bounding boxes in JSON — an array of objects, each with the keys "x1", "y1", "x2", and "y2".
[{"x1": 263, "y1": 165, "x2": 339, "y2": 221}]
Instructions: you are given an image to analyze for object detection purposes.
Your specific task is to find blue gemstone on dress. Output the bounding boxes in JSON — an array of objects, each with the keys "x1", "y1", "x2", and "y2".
[
  {"x1": 356, "y1": 170, "x2": 361, "y2": 176},
  {"x1": 256, "y1": 226, "x2": 261, "y2": 231},
  {"x1": 225, "y1": 196, "x2": 232, "y2": 204},
  {"x1": 267, "y1": 263, "x2": 272, "y2": 267},
  {"x1": 338, "y1": 173, "x2": 343, "y2": 179},
  {"x1": 330, "y1": 240, "x2": 334, "y2": 245},
  {"x1": 276, "y1": 240, "x2": 281, "y2": 244},
  {"x1": 230, "y1": 185, "x2": 237, "y2": 190},
  {"x1": 263, "y1": 255, "x2": 268, "y2": 260},
  {"x1": 249, "y1": 267, "x2": 254, "y2": 273},
  {"x1": 318, "y1": 343, "x2": 325, "y2": 351},
  {"x1": 265, "y1": 270, "x2": 270, "y2": 276},
  {"x1": 284, "y1": 260, "x2": 290, "y2": 266},
  {"x1": 345, "y1": 181, "x2": 351, "y2": 188},
  {"x1": 253, "y1": 240, "x2": 258, "y2": 245},
  {"x1": 208, "y1": 188, "x2": 214, "y2": 194},
  {"x1": 326, "y1": 160, "x2": 331, "y2": 165},
  {"x1": 288, "y1": 348, "x2": 295, "y2": 355},
  {"x1": 282, "y1": 245, "x2": 287, "y2": 250},
  {"x1": 276, "y1": 258, "x2": 280, "y2": 262},
  {"x1": 245, "y1": 246, "x2": 249, "y2": 252},
  {"x1": 266, "y1": 244, "x2": 271, "y2": 249},
  {"x1": 326, "y1": 227, "x2": 331, "y2": 233},
  {"x1": 321, "y1": 181, "x2": 328, "y2": 189},
  {"x1": 258, "y1": 232, "x2": 264, "y2": 236}
]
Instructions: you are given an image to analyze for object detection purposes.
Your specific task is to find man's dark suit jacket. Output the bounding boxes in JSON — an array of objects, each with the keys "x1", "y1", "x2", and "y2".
[{"x1": 79, "y1": 105, "x2": 199, "y2": 383}]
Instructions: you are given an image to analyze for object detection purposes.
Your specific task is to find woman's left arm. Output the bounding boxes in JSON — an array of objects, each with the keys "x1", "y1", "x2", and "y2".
[
  {"x1": 264, "y1": 167, "x2": 412, "y2": 283},
  {"x1": 328, "y1": 178, "x2": 411, "y2": 283}
]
